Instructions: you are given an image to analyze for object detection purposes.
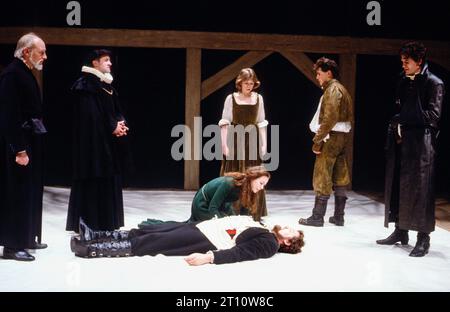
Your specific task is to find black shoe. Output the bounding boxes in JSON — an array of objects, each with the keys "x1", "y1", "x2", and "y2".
[
  {"x1": 409, "y1": 233, "x2": 430, "y2": 257},
  {"x1": 2, "y1": 247, "x2": 35, "y2": 261},
  {"x1": 376, "y1": 228, "x2": 409, "y2": 245},
  {"x1": 329, "y1": 216, "x2": 344, "y2": 226},
  {"x1": 31, "y1": 242, "x2": 48, "y2": 249},
  {"x1": 298, "y1": 215, "x2": 324, "y2": 227}
]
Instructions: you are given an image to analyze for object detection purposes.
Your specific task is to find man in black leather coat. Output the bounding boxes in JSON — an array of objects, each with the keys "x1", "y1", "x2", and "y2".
[{"x1": 377, "y1": 42, "x2": 445, "y2": 257}]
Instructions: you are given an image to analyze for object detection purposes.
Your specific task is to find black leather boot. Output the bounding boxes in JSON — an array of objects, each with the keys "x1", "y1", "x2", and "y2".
[
  {"x1": 79, "y1": 218, "x2": 129, "y2": 242},
  {"x1": 409, "y1": 233, "x2": 430, "y2": 257},
  {"x1": 329, "y1": 195, "x2": 346, "y2": 226},
  {"x1": 376, "y1": 226, "x2": 409, "y2": 245},
  {"x1": 71, "y1": 236, "x2": 134, "y2": 258},
  {"x1": 298, "y1": 195, "x2": 329, "y2": 227}
]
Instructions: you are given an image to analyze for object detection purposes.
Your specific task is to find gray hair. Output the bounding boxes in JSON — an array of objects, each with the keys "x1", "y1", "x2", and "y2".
[{"x1": 14, "y1": 33, "x2": 42, "y2": 59}]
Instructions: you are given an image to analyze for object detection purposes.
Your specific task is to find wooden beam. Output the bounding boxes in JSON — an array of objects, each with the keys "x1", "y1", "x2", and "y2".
[
  {"x1": 184, "y1": 48, "x2": 201, "y2": 190},
  {"x1": 201, "y1": 51, "x2": 272, "y2": 100},
  {"x1": 339, "y1": 54, "x2": 357, "y2": 190},
  {"x1": 429, "y1": 57, "x2": 450, "y2": 72},
  {"x1": 279, "y1": 51, "x2": 320, "y2": 88},
  {"x1": 1, "y1": 27, "x2": 449, "y2": 57}
]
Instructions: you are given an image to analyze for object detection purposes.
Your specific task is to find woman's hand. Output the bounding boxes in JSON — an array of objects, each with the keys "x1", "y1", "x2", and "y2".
[
  {"x1": 184, "y1": 253, "x2": 213, "y2": 266},
  {"x1": 222, "y1": 144, "x2": 229, "y2": 157}
]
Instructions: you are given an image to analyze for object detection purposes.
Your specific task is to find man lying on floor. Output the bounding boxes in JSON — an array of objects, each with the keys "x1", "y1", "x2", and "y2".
[{"x1": 70, "y1": 215, "x2": 304, "y2": 266}]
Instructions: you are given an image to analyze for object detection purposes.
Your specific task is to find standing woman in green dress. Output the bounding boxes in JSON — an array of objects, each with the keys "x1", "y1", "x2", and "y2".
[{"x1": 219, "y1": 68, "x2": 268, "y2": 221}]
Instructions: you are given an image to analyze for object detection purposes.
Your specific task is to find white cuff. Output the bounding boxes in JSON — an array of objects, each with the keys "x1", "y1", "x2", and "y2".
[
  {"x1": 257, "y1": 120, "x2": 269, "y2": 128},
  {"x1": 219, "y1": 119, "x2": 231, "y2": 127},
  {"x1": 206, "y1": 250, "x2": 215, "y2": 264}
]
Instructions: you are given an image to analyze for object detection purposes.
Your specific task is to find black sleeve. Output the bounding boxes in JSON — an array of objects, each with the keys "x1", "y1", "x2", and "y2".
[
  {"x1": 0, "y1": 73, "x2": 26, "y2": 154},
  {"x1": 213, "y1": 229, "x2": 279, "y2": 265},
  {"x1": 422, "y1": 81, "x2": 444, "y2": 127}
]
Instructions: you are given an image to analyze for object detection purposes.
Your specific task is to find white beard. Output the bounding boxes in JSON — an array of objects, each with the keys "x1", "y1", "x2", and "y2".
[{"x1": 30, "y1": 57, "x2": 43, "y2": 71}]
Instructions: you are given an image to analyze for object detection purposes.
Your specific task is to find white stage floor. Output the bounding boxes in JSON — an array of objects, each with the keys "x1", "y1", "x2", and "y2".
[{"x1": 1, "y1": 187, "x2": 449, "y2": 292}]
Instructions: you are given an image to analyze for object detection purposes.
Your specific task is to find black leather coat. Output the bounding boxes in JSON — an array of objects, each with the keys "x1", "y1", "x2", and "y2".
[{"x1": 384, "y1": 64, "x2": 445, "y2": 233}]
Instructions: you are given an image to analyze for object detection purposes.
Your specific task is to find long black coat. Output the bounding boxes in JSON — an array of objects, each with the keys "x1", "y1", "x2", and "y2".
[
  {"x1": 66, "y1": 72, "x2": 131, "y2": 231},
  {"x1": 384, "y1": 64, "x2": 445, "y2": 233},
  {"x1": 0, "y1": 59, "x2": 46, "y2": 249},
  {"x1": 71, "y1": 73, "x2": 128, "y2": 180}
]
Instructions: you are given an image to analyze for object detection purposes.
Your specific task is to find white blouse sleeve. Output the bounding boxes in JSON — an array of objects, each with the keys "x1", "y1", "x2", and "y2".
[
  {"x1": 219, "y1": 94, "x2": 233, "y2": 126},
  {"x1": 257, "y1": 94, "x2": 268, "y2": 128}
]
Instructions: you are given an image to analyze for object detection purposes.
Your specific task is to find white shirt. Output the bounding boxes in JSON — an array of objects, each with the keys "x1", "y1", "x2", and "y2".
[{"x1": 196, "y1": 215, "x2": 266, "y2": 250}]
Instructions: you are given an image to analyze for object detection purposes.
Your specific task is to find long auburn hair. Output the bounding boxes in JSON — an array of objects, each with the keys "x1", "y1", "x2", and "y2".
[{"x1": 224, "y1": 166, "x2": 270, "y2": 215}]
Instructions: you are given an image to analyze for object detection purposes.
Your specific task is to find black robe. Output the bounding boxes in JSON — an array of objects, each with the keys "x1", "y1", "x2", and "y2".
[
  {"x1": 66, "y1": 72, "x2": 129, "y2": 231},
  {"x1": 0, "y1": 59, "x2": 46, "y2": 249},
  {"x1": 384, "y1": 64, "x2": 445, "y2": 233}
]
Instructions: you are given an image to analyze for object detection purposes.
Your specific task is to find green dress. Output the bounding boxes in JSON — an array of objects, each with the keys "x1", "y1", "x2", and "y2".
[
  {"x1": 220, "y1": 93, "x2": 267, "y2": 221},
  {"x1": 139, "y1": 176, "x2": 240, "y2": 227},
  {"x1": 188, "y1": 176, "x2": 240, "y2": 222}
]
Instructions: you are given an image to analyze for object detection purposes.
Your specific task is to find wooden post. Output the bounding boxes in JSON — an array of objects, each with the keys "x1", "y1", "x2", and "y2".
[
  {"x1": 184, "y1": 48, "x2": 201, "y2": 190},
  {"x1": 339, "y1": 54, "x2": 357, "y2": 189}
]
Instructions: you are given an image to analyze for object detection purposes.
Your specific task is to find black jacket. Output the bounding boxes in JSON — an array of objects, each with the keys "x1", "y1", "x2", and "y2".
[{"x1": 213, "y1": 227, "x2": 280, "y2": 265}]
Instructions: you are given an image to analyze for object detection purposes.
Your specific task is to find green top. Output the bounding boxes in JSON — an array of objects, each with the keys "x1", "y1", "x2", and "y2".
[
  {"x1": 138, "y1": 176, "x2": 242, "y2": 227},
  {"x1": 189, "y1": 176, "x2": 241, "y2": 222}
]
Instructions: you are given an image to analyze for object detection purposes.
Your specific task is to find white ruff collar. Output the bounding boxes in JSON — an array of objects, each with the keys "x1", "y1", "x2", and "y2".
[{"x1": 81, "y1": 66, "x2": 113, "y2": 84}]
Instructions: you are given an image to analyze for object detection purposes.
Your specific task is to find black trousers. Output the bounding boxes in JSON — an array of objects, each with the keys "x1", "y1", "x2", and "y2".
[{"x1": 129, "y1": 223, "x2": 215, "y2": 257}]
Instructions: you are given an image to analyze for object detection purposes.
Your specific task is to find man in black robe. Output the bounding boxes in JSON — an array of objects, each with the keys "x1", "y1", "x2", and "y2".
[
  {"x1": 377, "y1": 42, "x2": 445, "y2": 257},
  {"x1": 66, "y1": 49, "x2": 130, "y2": 232},
  {"x1": 0, "y1": 33, "x2": 48, "y2": 261}
]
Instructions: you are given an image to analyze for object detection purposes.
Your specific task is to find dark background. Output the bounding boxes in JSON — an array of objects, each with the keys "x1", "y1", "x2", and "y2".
[{"x1": 1, "y1": 0, "x2": 449, "y2": 196}]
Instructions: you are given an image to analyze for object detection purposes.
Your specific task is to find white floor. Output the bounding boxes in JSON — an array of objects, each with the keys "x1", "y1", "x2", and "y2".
[{"x1": 1, "y1": 187, "x2": 449, "y2": 292}]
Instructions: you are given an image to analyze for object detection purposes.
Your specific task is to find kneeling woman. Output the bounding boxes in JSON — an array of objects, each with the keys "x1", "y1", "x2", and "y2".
[
  {"x1": 140, "y1": 166, "x2": 270, "y2": 226},
  {"x1": 71, "y1": 215, "x2": 304, "y2": 265}
]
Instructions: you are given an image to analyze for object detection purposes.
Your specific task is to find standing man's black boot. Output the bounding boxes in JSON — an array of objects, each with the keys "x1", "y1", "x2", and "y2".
[
  {"x1": 409, "y1": 233, "x2": 430, "y2": 257},
  {"x1": 329, "y1": 195, "x2": 346, "y2": 226},
  {"x1": 298, "y1": 195, "x2": 329, "y2": 227},
  {"x1": 376, "y1": 225, "x2": 409, "y2": 245}
]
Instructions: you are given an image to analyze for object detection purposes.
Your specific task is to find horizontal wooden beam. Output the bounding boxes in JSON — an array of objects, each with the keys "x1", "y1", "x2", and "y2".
[
  {"x1": 201, "y1": 51, "x2": 273, "y2": 100},
  {"x1": 1, "y1": 27, "x2": 449, "y2": 58},
  {"x1": 279, "y1": 51, "x2": 320, "y2": 88}
]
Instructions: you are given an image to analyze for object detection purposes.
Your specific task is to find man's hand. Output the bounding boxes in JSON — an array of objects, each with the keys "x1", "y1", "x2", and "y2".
[
  {"x1": 184, "y1": 253, "x2": 213, "y2": 266},
  {"x1": 16, "y1": 151, "x2": 29, "y2": 166},
  {"x1": 312, "y1": 142, "x2": 323, "y2": 155},
  {"x1": 113, "y1": 121, "x2": 129, "y2": 137}
]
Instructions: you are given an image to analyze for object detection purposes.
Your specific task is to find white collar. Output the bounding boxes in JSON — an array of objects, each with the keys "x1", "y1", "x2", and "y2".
[{"x1": 81, "y1": 66, "x2": 113, "y2": 84}]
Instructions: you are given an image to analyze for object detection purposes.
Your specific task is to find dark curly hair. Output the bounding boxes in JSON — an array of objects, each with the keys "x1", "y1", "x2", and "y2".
[
  {"x1": 272, "y1": 225, "x2": 305, "y2": 254},
  {"x1": 313, "y1": 57, "x2": 339, "y2": 80},
  {"x1": 399, "y1": 41, "x2": 427, "y2": 64}
]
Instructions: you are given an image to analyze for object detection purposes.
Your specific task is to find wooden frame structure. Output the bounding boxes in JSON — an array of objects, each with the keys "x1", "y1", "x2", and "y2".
[{"x1": 1, "y1": 27, "x2": 449, "y2": 189}]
